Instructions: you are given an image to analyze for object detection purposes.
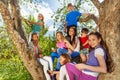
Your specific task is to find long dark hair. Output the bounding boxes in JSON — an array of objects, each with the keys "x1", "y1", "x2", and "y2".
[
  {"x1": 89, "y1": 32, "x2": 114, "y2": 73},
  {"x1": 67, "y1": 26, "x2": 77, "y2": 45}
]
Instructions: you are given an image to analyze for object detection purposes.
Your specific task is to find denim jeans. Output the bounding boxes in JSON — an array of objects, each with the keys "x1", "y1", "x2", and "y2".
[
  {"x1": 56, "y1": 48, "x2": 68, "y2": 70},
  {"x1": 57, "y1": 48, "x2": 68, "y2": 55},
  {"x1": 51, "y1": 52, "x2": 59, "y2": 63},
  {"x1": 70, "y1": 51, "x2": 80, "y2": 58},
  {"x1": 51, "y1": 48, "x2": 68, "y2": 71},
  {"x1": 50, "y1": 52, "x2": 61, "y2": 71}
]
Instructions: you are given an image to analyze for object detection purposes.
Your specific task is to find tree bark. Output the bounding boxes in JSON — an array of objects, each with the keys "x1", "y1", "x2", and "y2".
[
  {"x1": 92, "y1": 0, "x2": 120, "y2": 80},
  {"x1": 0, "y1": 1, "x2": 46, "y2": 80},
  {"x1": 10, "y1": 0, "x2": 28, "y2": 46}
]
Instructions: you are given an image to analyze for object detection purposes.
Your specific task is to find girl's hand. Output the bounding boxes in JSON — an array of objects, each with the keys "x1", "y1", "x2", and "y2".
[
  {"x1": 47, "y1": 70, "x2": 54, "y2": 76},
  {"x1": 68, "y1": 49, "x2": 73, "y2": 54},
  {"x1": 75, "y1": 63, "x2": 86, "y2": 70},
  {"x1": 39, "y1": 54, "x2": 43, "y2": 58}
]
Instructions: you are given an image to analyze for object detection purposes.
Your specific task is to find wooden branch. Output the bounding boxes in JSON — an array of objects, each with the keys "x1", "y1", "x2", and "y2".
[
  {"x1": 10, "y1": 0, "x2": 29, "y2": 46},
  {"x1": 79, "y1": 14, "x2": 99, "y2": 24},
  {"x1": 91, "y1": 0, "x2": 101, "y2": 9},
  {"x1": 1, "y1": 0, "x2": 8, "y2": 5}
]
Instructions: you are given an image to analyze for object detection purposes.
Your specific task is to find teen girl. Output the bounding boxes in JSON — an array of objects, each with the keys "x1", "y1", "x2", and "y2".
[
  {"x1": 28, "y1": 13, "x2": 44, "y2": 43},
  {"x1": 65, "y1": 32, "x2": 113, "y2": 80},
  {"x1": 29, "y1": 33, "x2": 53, "y2": 80},
  {"x1": 48, "y1": 54, "x2": 71, "y2": 80}
]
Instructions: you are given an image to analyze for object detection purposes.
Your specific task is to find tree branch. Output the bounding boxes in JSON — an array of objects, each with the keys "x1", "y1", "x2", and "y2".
[
  {"x1": 10, "y1": 0, "x2": 29, "y2": 46},
  {"x1": 1, "y1": 0, "x2": 8, "y2": 5},
  {"x1": 79, "y1": 14, "x2": 99, "y2": 24},
  {"x1": 91, "y1": 0, "x2": 101, "y2": 9}
]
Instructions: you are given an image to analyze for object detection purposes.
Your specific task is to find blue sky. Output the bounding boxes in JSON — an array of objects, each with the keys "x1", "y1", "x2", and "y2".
[{"x1": 44, "y1": 0, "x2": 60, "y2": 11}]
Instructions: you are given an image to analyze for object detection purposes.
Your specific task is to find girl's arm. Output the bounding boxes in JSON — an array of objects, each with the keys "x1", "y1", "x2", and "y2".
[
  {"x1": 82, "y1": 13, "x2": 93, "y2": 17},
  {"x1": 74, "y1": 37, "x2": 80, "y2": 52},
  {"x1": 33, "y1": 21, "x2": 44, "y2": 26},
  {"x1": 76, "y1": 54, "x2": 107, "y2": 73},
  {"x1": 47, "y1": 70, "x2": 59, "y2": 75},
  {"x1": 72, "y1": 43, "x2": 77, "y2": 49},
  {"x1": 64, "y1": 39, "x2": 74, "y2": 51},
  {"x1": 53, "y1": 71, "x2": 59, "y2": 74},
  {"x1": 30, "y1": 20, "x2": 44, "y2": 26}
]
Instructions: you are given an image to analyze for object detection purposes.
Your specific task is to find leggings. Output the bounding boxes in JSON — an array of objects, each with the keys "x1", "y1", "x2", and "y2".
[{"x1": 65, "y1": 63, "x2": 97, "y2": 80}]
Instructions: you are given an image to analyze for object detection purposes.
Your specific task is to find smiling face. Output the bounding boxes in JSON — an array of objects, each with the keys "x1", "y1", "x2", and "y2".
[
  {"x1": 88, "y1": 34, "x2": 101, "y2": 48},
  {"x1": 32, "y1": 34, "x2": 38, "y2": 41},
  {"x1": 56, "y1": 32, "x2": 63, "y2": 41},
  {"x1": 69, "y1": 27, "x2": 75, "y2": 36}
]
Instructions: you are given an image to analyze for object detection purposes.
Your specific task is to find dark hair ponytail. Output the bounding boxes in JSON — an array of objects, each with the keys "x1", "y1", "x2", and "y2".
[{"x1": 89, "y1": 32, "x2": 114, "y2": 73}]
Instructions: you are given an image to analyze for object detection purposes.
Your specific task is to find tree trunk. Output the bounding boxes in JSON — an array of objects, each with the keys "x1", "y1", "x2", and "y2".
[
  {"x1": 92, "y1": 0, "x2": 120, "y2": 80},
  {"x1": 0, "y1": 1, "x2": 46, "y2": 80}
]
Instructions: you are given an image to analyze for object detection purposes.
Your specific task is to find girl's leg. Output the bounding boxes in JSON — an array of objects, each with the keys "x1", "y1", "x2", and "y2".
[
  {"x1": 66, "y1": 63, "x2": 97, "y2": 80},
  {"x1": 71, "y1": 51, "x2": 81, "y2": 63},
  {"x1": 43, "y1": 56, "x2": 53, "y2": 70},
  {"x1": 80, "y1": 53, "x2": 87, "y2": 63},
  {"x1": 66, "y1": 63, "x2": 81, "y2": 80},
  {"x1": 37, "y1": 58, "x2": 51, "y2": 80},
  {"x1": 56, "y1": 58, "x2": 61, "y2": 71},
  {"x1": 71, "y1": 51, "x2": 80, "y2": 58},
  {"x1": 61, "y1": 48, "x2": 68, "y2": 54},
  {"x1": 57, "y1": 48, "x2": 68, "y2": 55},
  {"x1": 51, "y1": 52, "x2": 59, "y2": 63}
]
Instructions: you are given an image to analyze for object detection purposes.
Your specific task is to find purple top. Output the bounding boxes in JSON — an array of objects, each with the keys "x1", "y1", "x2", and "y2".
[{"x1": 84, "y1": 45, "x2": 106, "y2": 72}]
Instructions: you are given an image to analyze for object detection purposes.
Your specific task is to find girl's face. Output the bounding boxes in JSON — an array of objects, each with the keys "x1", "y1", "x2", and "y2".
[
  {"x1": 60, "y1": 56, "x2": 66, "y2": 65},
  {"x1": 38, "y1": 14, "x2": 43, "y2": 20},
  {"x1": 88, "y1": 35, "x2": 101, "y2": 48},
  {"x1": 56, "y1": 33, "x2": 62, "y2": 40},
  {"x1": 32, "y1": 34, "x2": 38, "y2": 41},
  {"x1": 69, "y1": 28, "x2": 75, "y2": 36}
]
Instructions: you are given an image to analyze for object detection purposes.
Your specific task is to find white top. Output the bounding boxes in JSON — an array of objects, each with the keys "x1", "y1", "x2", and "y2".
[
  {"x1": 59, "y1": 65, "x2": 70, "y2": 80},
  {"x1": 74, "y1": 37, "x2": 80, "y2": 52},
  {"x1": 82, "y1": 48, "x2": 105, "y2": 77}
]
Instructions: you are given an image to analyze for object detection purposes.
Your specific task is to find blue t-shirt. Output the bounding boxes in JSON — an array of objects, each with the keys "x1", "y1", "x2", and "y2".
[
  {"x1": 66, "y1": 10, "x2": 82, "y2": 27},
  {"x1": 33, "y1": 20, "x2": 43, "y2": 33}
]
